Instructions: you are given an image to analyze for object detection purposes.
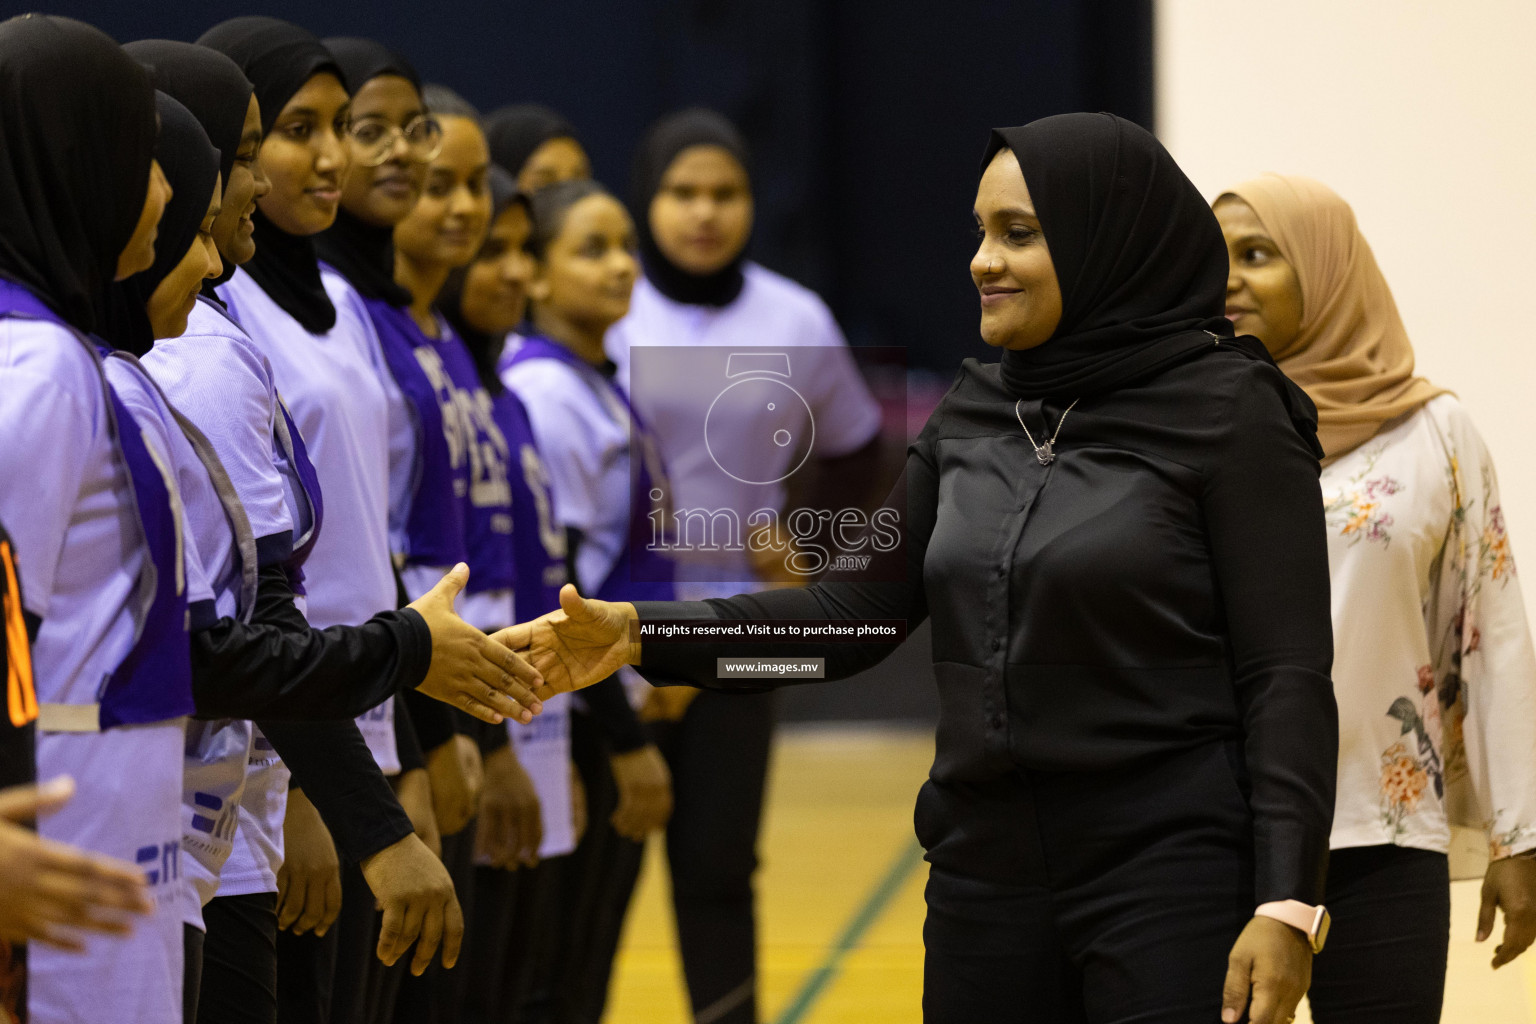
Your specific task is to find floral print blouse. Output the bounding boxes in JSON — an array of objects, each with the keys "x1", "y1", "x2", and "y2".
[{"x1": 1324, "y1": 395, "x2": 1536, "y2": 861}]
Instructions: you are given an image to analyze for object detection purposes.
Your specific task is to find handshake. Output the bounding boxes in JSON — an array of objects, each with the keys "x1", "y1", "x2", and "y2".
[
  {"x1": 406, "y1": 568, "x2": 639, "y2": 727},
  {"x1": 490, "y1": 584, "x2": 642, "y2": 704}
]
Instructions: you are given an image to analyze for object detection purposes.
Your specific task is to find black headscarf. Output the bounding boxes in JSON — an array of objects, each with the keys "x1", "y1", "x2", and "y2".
[
  {"x1": 983, "y1": 113, "x2": 1235, "y2": 400},
  {"x1": 313, "y1": 37, "x2": 421, "y2": 308},
  {"x1": 124, "y1": 39, "x2": 254, "y2": 293},
  {"x1": 124, "y1": 41, "x2": 251, "y2": 200},
  {"x1": 323, "y1": 36, "x2": 420, "y2": 94},
  {"x1": 0, "y1": 14, "x2": 156, "y2": 333},
  {"x1": 982, "y1": 113, "x2": 1319, "y2": 453},
  {"x1": 199, "y1": 17, "x2": 342, "y2": 333},
  {"x1": 485, "y1": 103, "x2": 578, "y2": 179},
  {"x1": 630, "y1": 108, "x2": 751, "y2": 307},
  {"x1": 441, "y1": 165, "x2": 527, "y2": 394},
  {"x1": 99, "y1": 92, "x2": 222, "y2": 354}
]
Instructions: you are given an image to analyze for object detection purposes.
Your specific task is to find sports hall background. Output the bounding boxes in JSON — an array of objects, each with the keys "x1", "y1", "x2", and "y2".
[{"x1": 45, "y1": 1, "x2": 1536, "y2": 1019}]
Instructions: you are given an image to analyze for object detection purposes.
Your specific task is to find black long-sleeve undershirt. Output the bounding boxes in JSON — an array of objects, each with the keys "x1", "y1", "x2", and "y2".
[
  {"x1": 264, "y1": 719, "x2": 413, "y2": 863},
  {"x1": 190, "y1": 564, "x2": 431, "y2": 721}
]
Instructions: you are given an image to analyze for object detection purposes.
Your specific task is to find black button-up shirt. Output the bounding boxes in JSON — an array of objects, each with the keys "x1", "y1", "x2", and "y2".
[{"x1": 635, "y1": 347, "x2": 1336, "y2": 905}]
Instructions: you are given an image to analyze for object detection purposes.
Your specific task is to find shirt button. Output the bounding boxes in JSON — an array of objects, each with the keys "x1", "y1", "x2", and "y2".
[
  {"x1": 991, "y1": 638, "x2": 1002, "y2": 652},
  {"x1": 989, "y1": 715, "x2": 1005, "y2": 730},
  {"x1": 995, "y1": 565, "x2": 1006, "y2": 578}
]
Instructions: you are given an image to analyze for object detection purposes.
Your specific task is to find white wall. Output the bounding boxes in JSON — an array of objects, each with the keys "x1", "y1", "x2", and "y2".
[{"x1": 1157, "y1": 0, "x2": 1536, "y2": 563}]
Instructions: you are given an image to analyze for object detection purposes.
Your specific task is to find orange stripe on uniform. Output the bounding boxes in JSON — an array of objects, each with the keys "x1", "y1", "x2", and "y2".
[{"x1": 1, "y1": 541, "x2": 37, "y2": 728}]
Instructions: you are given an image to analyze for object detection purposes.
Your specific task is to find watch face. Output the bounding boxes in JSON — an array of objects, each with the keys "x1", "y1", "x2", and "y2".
[{"x1": 704, "y1": 375, "x2": 815, "y2": 485}]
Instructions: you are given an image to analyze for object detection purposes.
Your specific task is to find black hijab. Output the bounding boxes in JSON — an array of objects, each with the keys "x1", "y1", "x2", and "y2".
[
  {"x1": 442, "y1": 165, "x2": 527, "y2": 394},
  {"x1": 124, "y1": 41, "x2": 251, "y2": 201},
  {"x1": 485, "y1": 103, "x2": 578, "y2": 179},
  {"x1": 630, "y1": 107, "x2": 751, "y2": 307},
  {"x1": 124, "y1": 39, "x2": 254, "y2": 292},
  {"x1": 983, "y1": 112, "x2": 1236, "y2": 399},
  {"x1": 983, "y1": 113, "x2": 1319, "y2": 453},
  {"x1": 0, "y1": 14, "x2": 156, "y2": 333},
  {"x1": 198, "y1": 17, "x2": 342, "y2": 333},
  {"x1": 313, "y1": 37, "x2": 421, "y2": 307},
  {"x1": 99, "y1": 92, "x2": 222, "y2": 354}
]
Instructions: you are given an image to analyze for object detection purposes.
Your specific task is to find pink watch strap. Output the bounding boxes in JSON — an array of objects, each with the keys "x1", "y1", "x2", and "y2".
[{"x1": 1255, "y1": 900, "x2": 1322, "y2": 938}]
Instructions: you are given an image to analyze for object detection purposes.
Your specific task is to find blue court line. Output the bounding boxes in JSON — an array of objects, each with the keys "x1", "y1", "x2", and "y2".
[{"x1": 771, "y1": 838, "x2": 927, "y2": 1024}]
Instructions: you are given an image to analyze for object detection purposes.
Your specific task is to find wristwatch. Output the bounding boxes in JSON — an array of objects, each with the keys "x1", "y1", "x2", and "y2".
[{"x1": 1254, "y1": 900, "x2": 1331, "y2": 953}]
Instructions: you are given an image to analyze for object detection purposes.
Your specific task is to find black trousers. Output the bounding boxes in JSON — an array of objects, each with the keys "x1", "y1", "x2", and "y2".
[
  {"x1": 919, "y1": 741, "x2": 1254, "y2": 1024},
  {"x1": 184, "y1": 923, "x2": 203, "y2": 1024},
  {"x1": 549, "y1": 711, "x2": 646, "y2": 1024},
  {"x1": 460, "y1": 857, "x2": 568, "y2": 1024},
  {"x1": 276, "y1": 861, "x2": 400, "y2": 1024},
  {"x1": 198, "y1": 892, "x2": 279, "y2": 1024},
  {"x1": 392, "y1": 822, "x2": 477, "y2": 1024},
  {"x1": 652, "y1": 690, "x2": 774, "y2": 1024},
  {"x1": 1307, "y1": 845, "x2": 1450, "y2": 1024}
]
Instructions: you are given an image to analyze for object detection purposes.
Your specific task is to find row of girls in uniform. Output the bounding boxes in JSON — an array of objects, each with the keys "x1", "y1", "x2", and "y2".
[
  {"x1": 0, "y1": 12, "x2": 571, "y2": 1024},
  {"x1": 0, "y1": 11, "x2": 885, "y2": 1024},
  {"x1": 4, "y1": 12, "x2": 1536, "y2": 1024}
]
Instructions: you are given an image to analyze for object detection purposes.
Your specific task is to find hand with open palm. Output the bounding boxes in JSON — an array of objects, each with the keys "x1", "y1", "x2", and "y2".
[{"x1": 493, "y1": 585, "x2": 640, "y2": 699}]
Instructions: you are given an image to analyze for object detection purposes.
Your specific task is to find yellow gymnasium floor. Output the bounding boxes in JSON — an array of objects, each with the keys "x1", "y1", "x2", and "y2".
[{"x1": 604, "y1": 726, "x2": 1536, "y2": 1024}]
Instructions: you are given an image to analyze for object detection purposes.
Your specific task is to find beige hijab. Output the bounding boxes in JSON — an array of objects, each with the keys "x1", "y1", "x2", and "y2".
[{"x1": 1220, "y1": 174, "x2": 1448, "y2": 461}]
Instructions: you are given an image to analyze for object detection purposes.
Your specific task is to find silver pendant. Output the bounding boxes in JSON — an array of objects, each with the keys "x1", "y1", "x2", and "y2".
[{"x1": 1036, "y1": 442, "x2": 1054, "y2": 466}]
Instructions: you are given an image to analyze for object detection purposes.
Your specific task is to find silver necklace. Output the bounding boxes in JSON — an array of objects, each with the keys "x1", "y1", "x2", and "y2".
[{"x1": 1014, "y1": 398, "x2": 1080, "y2": 466}]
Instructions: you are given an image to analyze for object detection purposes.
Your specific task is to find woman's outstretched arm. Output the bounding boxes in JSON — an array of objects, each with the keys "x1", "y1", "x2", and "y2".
[{"x1": 508, "y1": 449, "x2": 937, "y2": 695}]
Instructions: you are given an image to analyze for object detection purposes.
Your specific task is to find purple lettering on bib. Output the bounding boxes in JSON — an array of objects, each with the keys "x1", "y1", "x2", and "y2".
[
  {"x1": 493, "y1": 389, "x2": 566, "y2": 616},
  {"x1": 367, "y1": 300, "x2": 472, "y2": 568}
]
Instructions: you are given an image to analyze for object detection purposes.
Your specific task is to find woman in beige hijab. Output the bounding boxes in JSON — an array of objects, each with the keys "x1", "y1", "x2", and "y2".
[{"x1": 1216, "y1": 175, "x2": 1536, "y2": 1023}]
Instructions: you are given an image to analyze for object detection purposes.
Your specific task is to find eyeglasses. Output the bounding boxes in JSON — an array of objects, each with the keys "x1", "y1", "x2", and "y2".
[{"x1": 347, "y1": 115, "x2": 444, "y2": 167}]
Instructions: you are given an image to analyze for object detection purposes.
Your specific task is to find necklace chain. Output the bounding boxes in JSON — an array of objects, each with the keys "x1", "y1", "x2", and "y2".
[{"x1": 1014, "y1": 398, "x2": 1080, "y2": 466}]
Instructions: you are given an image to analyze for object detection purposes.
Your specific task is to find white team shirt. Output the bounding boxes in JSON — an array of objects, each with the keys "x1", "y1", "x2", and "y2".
[
  {"x1": 606, "y1": 264, "x2": 882, "y2": 600},
  {"x1": 1, "y1": 319, "x2": 190, "y2": 1024},
  {"x1": 500, "y1": 337, "x2": 632, "y2": 598},
  {"x1": 145, "y1": 298, "x2": 304, "y2": 914},
  {"x1": 221, "y1": 268, "x2": 401, "y2": 774}
]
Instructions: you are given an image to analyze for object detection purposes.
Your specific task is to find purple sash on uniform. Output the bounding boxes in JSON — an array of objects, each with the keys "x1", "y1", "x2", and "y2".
[
  {"x1": 492, "y1": 389, "x2": 566, "y2": 616},
  {"x1": 499, "y1": 334, "x2": 675, "y2": 603},
  {"x1": 273, "y1": 398, "x2": 324, "y2": 594},
  {"x1": 366, "y1": 299, "x2": 470, "y2": 568},
  {"x1": 0, "y1": 278, "x2": 194, "y2": 728}
]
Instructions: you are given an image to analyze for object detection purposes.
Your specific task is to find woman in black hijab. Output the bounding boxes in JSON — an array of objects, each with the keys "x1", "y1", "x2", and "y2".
[
  {"x1": 512, "y1": 112, "x2": 1337, "y2": 1024},
  {"x1": 0, "y1": 14, "x2": 164, "y2": 333},
  {"x1": 484, "y1": 103, "x2": 591, "y2": 194},
  {"x1": 197, "y1": 15, "x2": 347, "y2": 333},
  {"x1": 99, "y1": 91, "x2": 223, "y2": 353},
  {"x1": 315, "y1": 37, "x2": 439, "y2": 307},
  {"x1": 0, "y1": 14, "x2": 173, "y2": 1024},
  {"x1": 123, "y1": 39, "x2": 259, "y2": 296},
  {"x1": 627, "y1": 107, "x2": 750, "y2": 305}
]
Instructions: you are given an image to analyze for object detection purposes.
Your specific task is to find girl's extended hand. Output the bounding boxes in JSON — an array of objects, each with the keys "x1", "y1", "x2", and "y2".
[{"x1": 0, "y1": 777, "x2": 151, "y2": 950}]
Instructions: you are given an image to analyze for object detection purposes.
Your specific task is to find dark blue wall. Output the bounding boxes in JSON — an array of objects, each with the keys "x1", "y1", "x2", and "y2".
[{"x1": 45, "y1": 0, "x2": 1152, "y2": 375}]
